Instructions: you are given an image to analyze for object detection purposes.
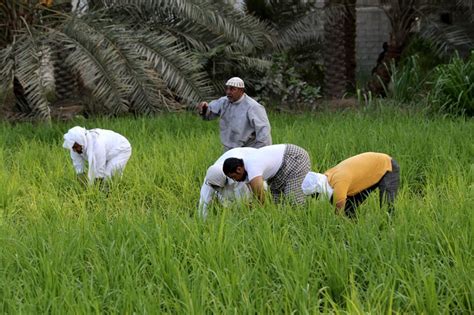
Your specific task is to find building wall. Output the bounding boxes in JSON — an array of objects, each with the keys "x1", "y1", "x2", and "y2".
[
  {"x1": 235, "y1": 0, "x2": 393, "y2": 76},
  {"x1": 313, "y1": 0, "x2": 393, "y2": 76},
  {"x1": 356, "y1": 2, "x2": 391, "y2": 76}
]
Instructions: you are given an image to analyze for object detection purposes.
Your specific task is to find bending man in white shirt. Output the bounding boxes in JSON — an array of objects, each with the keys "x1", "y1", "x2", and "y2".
[
  {"x1": 199, "y1": 147, "x2": 265, "y2": 219},
  {"x1": 63, "y1": 126, "x2": 132, "y2": 185},
  {"x1": 222, "y1": 144, "x2": 311, "y2": 205}
]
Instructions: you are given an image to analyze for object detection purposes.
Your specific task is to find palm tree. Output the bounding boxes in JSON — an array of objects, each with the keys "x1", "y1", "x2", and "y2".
[
  {"x1": 322, "y1": 0, "x2": 356, "y2": 99},
  {"x1": 367, "y1": 0, "x2": 474, "y2": 96},
  {"x1": 0, "y1": 0, "x2": 272, "y2": 121}
]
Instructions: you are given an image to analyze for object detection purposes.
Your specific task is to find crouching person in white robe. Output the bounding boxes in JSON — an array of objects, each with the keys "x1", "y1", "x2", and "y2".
[
  {"x1": 63, "y1": 126, "x2": 132, "y2": 185},
  {"x1": 199, "y1": 147, "x2": 264, "y2": 219}
]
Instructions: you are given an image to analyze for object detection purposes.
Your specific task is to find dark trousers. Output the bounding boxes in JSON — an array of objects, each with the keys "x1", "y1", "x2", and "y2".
[{"x1": 344, "y1": 159, "x2": 400, "y2": 218}]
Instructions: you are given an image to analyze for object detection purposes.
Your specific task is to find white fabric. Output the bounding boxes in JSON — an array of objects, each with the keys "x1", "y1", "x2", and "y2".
[
  {"x1": 63, "y1": 126, "x2": 87, "y2": 150},
  {"x1": 205, "y1": 164, "x2": 227, "y2": 187},
  {"x1": 63, "y1": 127, "x2": 131, "y2": 184},
  {"x1": 225, "y1": 77, "x2": 245, "y2": 88},
  {"x1": 199, "y1": 179, "x2": 251, "y2": 219},
  {"x1": 241, "y1": 144, "x2": 286, "y2": 182},
  {"x1": 199, "y1": 147, "x2": 257, "y2": 218},
  {"x1": 301, "y1": 171, "x2": 334, "y2": 199}
]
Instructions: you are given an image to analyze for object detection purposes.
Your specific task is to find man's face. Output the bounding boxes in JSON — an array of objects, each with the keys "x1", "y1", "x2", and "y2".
[
  {"x1": 225, "y1": 86, "x2": 244, "y2": 103},
  {"x1": 227, "y1": 166, "x2": 246, "y2": 182},
  {"x1": 72, "y1": 142, "x2": 83, "y2": 154}
]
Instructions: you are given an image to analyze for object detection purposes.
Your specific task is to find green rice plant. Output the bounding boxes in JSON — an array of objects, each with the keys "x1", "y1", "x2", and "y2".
[
  {"x1": 427, "y1": 52, "x2": 474, "y2": 116},
  {"x1": 0, "y1": 107, "x2": 472, "y2": 313}
]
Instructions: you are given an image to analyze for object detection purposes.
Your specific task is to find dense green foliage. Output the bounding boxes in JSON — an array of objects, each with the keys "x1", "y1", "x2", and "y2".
[
  {"x1": 0, "y1": 0, "x2": 272, "y2": 119},
  {"x1": 255, "y1": 52, "x2": 322, "y2": 109},
  {"x1": 0, "y1": 107, "x2": 472, "y2": 313},
  {"x1": 427, "y1": 52, "x2": 474, "y2": 116},
  {"x1": 388, "y1": 51, "x2": 474, "y2": 116}
]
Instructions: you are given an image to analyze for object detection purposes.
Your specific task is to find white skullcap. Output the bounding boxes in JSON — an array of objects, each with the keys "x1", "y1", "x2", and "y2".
[
  {"x1": 205, "y1": 164, "x2": 227, "y2": 188},
  {"x1": 225, "y1": 77, "x2": 245, "y2": 88},
  {"x1": 302, "y1": 172, "x2": 332, "y2": 196},
  {"x1": 63, "y1": 126, "x2": 87, "y2": 149}
]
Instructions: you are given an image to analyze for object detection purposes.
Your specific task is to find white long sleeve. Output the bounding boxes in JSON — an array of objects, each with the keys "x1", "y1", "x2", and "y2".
[
  {"x1": 66, "y1": 128, "x2": 131, "y2": 184},
  {"x1": 87, "y1": 140, "x2": 107, "y2": 182},
  {"x1": 70, "y1": 151, "x2": 85, "y2": 174},
  {"x1": 198, "y1": 181, "x2": 215, "y2": 219}
]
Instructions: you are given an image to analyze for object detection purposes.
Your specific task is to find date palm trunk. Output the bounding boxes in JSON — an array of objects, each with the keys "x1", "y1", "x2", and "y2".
[{"x1": 323, "y1": 0, "x2": 356, "y2": 99}]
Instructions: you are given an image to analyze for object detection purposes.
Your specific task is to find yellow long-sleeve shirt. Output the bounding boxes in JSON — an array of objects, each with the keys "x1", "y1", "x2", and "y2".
[{"x1": 325, "y1": 152, "x2": 392, "y2": 204}]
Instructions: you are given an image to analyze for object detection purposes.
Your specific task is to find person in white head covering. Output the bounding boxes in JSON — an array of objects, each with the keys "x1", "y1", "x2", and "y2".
[
  {"x1": 301, "y1": 171, "x2": 334, "y2": 200},
  {"x1": 199, "y1": 147, "x2": 264, "y2": 219},
  {"x1": 63, "y1": 126, "x2": 132, "y2": 185},
  {"x1": 196, "y1": 77, "x2": 272, "y2": 152},
  {"x1": 301, "y1": 152, "x2": 400, "y2": 218}
]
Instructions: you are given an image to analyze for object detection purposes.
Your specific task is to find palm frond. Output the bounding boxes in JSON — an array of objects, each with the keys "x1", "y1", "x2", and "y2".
[
  {"x1": 183, "y1": 0, "x2": 272, "y2": 52},
  {"x1": 14, "y1": 33, "x2": 51, "y2": 121},
  {"x1": 135, "y1": 33, "x2": 213, "y2": 103},
  {"x1": 456, "y1": 0, "x2": 474, "y2": 21},
  {"x1": 0, "y1": 45, "x2": 14, "y2": 105},
  {"x1": 103, "y1": 0, "x2": 272, "y2": 52},
  {"x1": 82, "y1": 20, "x2": 183, "y2": 113},
  {"x1": 55, "y1": 17, "x2": 130, "y2": 115},
  {"x1": 275, "y1": 9, "x2": 324, "y2": 50},
  {"x1": 419, "y1": 20, "x2": 474, "y2": 57}
]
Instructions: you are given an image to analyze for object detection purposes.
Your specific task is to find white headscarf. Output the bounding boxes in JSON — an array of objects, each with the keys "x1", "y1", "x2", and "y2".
[
  {"x1": 301, "y1": 172, "x2": 334, "y2": 199},
  {"x1": 63, "y1": 126, "x2": 87, "y2": 150},
  {"x1": 205, "y1": 164, "x2": 227, "y2": 188}
]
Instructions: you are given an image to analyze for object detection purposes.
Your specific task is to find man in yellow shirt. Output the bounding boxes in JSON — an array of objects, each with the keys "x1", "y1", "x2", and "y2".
[{"x1": 301, "y1": 152, "x2": 400, "y2": 218}]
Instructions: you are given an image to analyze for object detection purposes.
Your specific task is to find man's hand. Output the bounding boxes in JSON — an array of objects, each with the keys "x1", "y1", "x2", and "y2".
[
  {"x1": 335, "y1": 200, "x2": 345, "y2": 215},
  {"x1": 197, "y1": 101, "x2": 208, "y2": 116}
]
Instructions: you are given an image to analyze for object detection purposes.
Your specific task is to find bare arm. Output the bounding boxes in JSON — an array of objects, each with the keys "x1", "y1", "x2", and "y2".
[
  {"x1": 332, "y1": 183, "x2": 348, "y2": 216},
  {"x1": 335, "y1": 199, "x2": 346, "y2": 215},
  {"x1": 249, "y1": 175, "x2": 265, "y2": 204}
]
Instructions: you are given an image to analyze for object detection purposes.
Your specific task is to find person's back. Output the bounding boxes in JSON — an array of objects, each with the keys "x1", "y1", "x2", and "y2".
[
  {"x1": 240, "y1": 144, "x2": 286, "y2": 181},
  {"x1": 223, "y1": 144, "x2": 310, "y2": 205},
  {"x1": 63, "y1": 126, "x2": 132, "y2": 184},
  {"x1": 325, "y1": 152, "x2": 392, "y2": 201},
  {"x1": 215, "y1": 147, "x2": 258, "y2": 165},
  {"x1": 92, "y1": 129, "x2": 131, "y2": 160}
]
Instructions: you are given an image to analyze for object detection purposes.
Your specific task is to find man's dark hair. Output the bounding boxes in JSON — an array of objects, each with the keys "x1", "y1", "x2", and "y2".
[{"x1": 223, "y1": 158, "x2": 244, "y2": 175}]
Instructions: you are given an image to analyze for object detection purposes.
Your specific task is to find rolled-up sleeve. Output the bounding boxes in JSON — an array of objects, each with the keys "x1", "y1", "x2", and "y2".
[{"x1": 248, "y1": 105, "x2": 272, "y2": 148}]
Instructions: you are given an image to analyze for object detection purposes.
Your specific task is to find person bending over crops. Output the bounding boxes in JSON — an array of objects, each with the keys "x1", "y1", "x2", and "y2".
[
  {"x1": 199, "y1": 147, "x2": 262, "y2": 219},
  {"x1": 223, "y1": 144, "x2": 311, "y2": 205},
  {"x1": 63, "y1": 126, "x2": 132, "y2": 185},
  {"x1": 301, "y1": 152, "x2": 400, "y2": 218},
  {"x1": 196, "y1": 77, "x2": 272, "y2": 152}
]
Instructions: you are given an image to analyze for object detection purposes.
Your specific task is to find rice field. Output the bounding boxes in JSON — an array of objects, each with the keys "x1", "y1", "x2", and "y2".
[{"x1": 0, "y1": 105, "x2": 472, "y2": 313}]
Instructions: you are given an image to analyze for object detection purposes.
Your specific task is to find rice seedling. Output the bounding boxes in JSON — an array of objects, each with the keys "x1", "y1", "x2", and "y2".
[{"x1": 0, "y1": 105, "x2": 472, "y2": 313}]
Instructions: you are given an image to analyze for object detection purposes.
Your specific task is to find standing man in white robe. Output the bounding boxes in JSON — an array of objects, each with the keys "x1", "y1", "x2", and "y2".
[{"x1": 63, "y1": 126, "x2": 132, "y2": 185}]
